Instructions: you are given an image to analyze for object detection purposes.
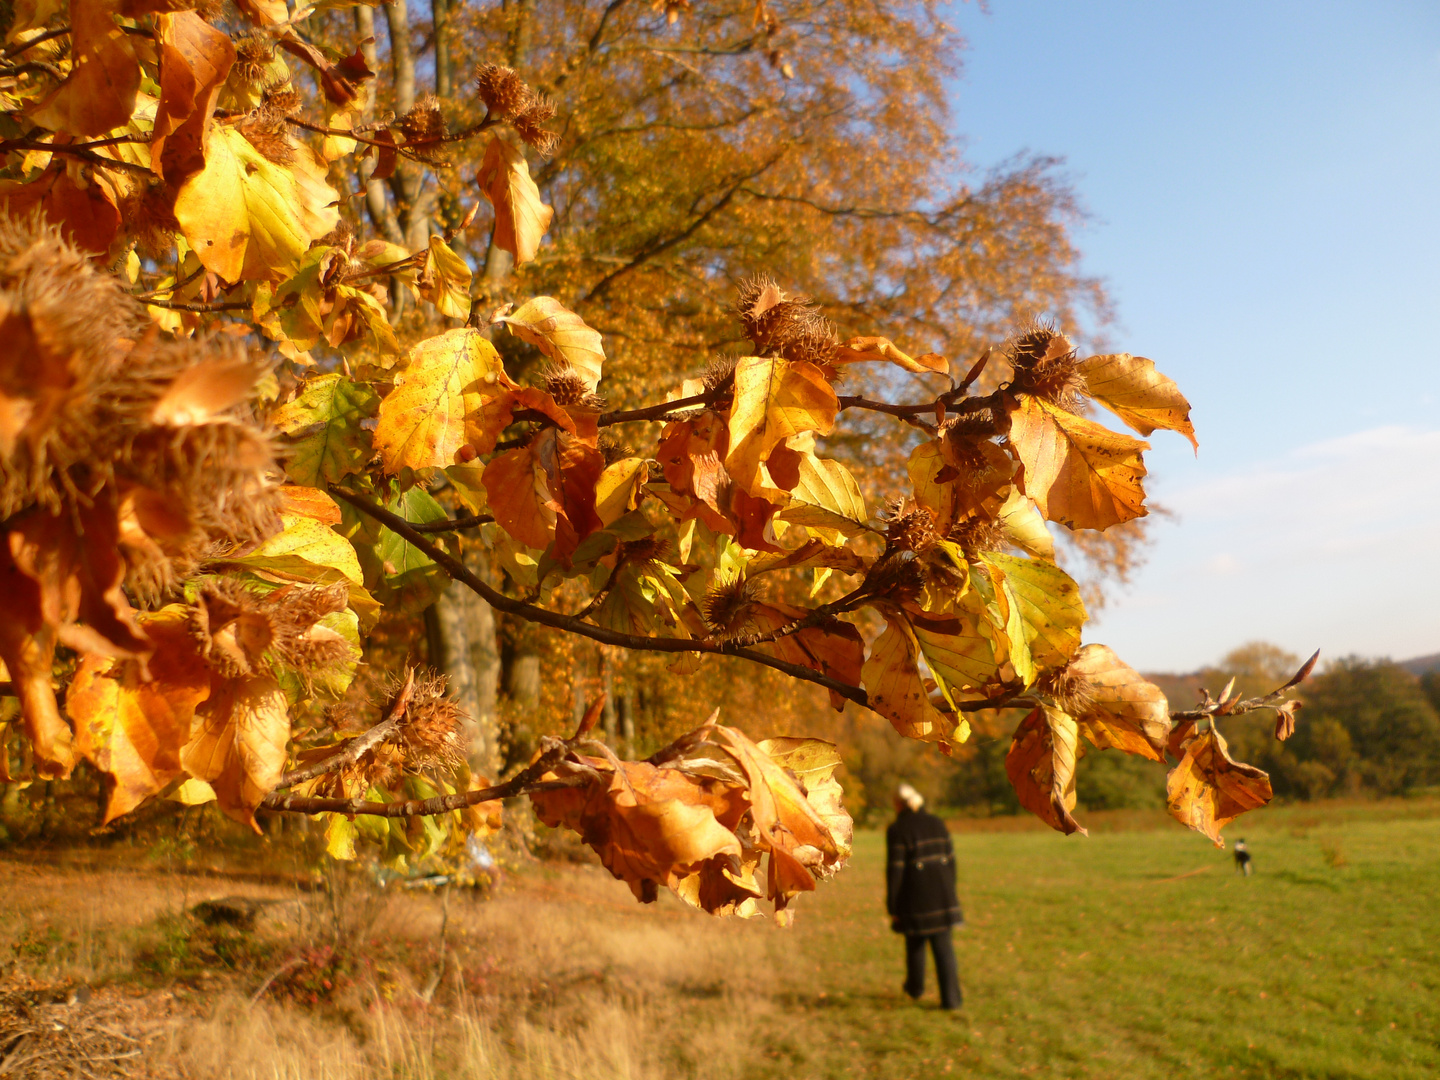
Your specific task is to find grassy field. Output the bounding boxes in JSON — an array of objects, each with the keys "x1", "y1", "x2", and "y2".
[{"x1": 1, "y1": 799, "x2": 1437, "y2": 1079}]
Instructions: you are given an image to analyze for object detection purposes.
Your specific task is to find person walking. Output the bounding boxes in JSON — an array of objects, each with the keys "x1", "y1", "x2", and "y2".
[{"x1": 886, "y1": 782, "x2": 964, "y2": 1010}]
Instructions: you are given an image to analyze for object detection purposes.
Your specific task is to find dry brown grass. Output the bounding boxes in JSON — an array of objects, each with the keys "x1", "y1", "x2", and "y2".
[{"x1": 0, "y1": 854, "x2": 784, "y2": 1080}]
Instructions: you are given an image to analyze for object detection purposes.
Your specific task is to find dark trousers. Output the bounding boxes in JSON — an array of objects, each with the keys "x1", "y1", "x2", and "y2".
[{"x1": 904, "y1": 930, "x2": 961, "y2": 1009}]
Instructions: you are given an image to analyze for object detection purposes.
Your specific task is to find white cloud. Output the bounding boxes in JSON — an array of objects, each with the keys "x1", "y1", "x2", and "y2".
[{"x1": 1090, "y1": 426, "x2": 1440, "y2": 671}]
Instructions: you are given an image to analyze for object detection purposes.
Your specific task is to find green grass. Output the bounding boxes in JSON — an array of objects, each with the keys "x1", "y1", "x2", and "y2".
[{"x1": 751, "y1": 801, "x2": 1440, "y2": 1080}]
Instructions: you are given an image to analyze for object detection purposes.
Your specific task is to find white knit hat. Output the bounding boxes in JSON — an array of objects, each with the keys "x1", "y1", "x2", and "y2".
[{"x1": 896, "y1": 782, "x2": 924, "y2": 811}]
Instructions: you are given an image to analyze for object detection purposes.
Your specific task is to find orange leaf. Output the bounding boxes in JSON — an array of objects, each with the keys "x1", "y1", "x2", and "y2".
[
  {"x1": 1004, "y1": 705, "x2": 1085, "y2": 836},
  {"x1": 482, "y1": 431, "x2": 562, "y2": 551},
  {"x1": 1078, "y1": 353, "x2": 1197, "y2": 451},
  {"x1": 724, "y1": 357, "x2": 837, "y2": 498},
  {"x1": 68, "y1": 610, "x2": 213, "y2": 822},
  {"x1": 477, "y1": 136, "x2": 553, "y2": 266},
  {"x1": 860, "y1": 609, "x2": 967, "y2": 745},
  {"x1": 180, "y1": 673, "x2": 289, "y2": 832},
  {"x1": 1165, "y1": 727, "x2": 1272, "y2": 848},
  {"x1": 1068, "y1": 643, "x2": 1171, "y2": 762},
  {"x1": 749, "y1": 601, "x2": 863, "y2": 712},
  {"x1": 151, "y1": 11, "x2": 235, "y2": 183},
  {"x1": 1006, "y1": 393, "x2": 1150, "y2": 531},
  {"x1": 29, "y1": 0, "x2": 140, "y2": 137}
]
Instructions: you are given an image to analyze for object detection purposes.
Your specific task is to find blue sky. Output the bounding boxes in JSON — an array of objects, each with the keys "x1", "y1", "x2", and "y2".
[{"x1": 946, "y1": 0, "x2": 1440, "y2": 672}]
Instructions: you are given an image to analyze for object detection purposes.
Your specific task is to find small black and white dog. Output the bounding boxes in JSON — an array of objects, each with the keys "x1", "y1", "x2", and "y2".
[{"x1": 1233, "y1": 839, "x2": 1253, "y2": 876}]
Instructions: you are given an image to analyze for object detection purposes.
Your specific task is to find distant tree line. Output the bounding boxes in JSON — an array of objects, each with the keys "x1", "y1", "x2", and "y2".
[{"x1": 840, "y1": 643, "x2": 1440, "y2": 821}]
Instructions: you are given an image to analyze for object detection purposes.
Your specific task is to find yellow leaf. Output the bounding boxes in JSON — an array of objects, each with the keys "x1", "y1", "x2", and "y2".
[
  {"x1": 908, "y1": 607, "x2": 1008, "y2": 706},
  {"x1": 1166, "y1": 728, "x2": 1272, "y2": 848},
  {"x1": 594, "y1": 456, "x2": 648, "y2": 526},
  {"x1": 67, "y1": 609, "x2": 213, "y2": 823},
  {"x1": 833, "y1": 335, "x2": 947, "y2": 374},
  {"x1": 777, "y1": 454, "x2": 868, "y2": 540},
  {"x1": 1079, "y1": 353, "x2": 1197, "y2": 451},
  {"x1": 477, "y1": 135, "x2": 553, "y2": 266},
  {"x1": 1005, "y1": 705, "x2": 1085, "y2": 835},
  {"x1": 29, "y1": 0, "x2": 139, "y2": 137},
  {"x1": 180, "y1": 673, "x2": 289, "y2": 832},
  {"x1": 418, "y1": 235, "x2": 473, "y2": 320},
  {"x1": 495, "y1": 296, "x2": 605, "y2": 392},
  {"x1": 375, "y1": 329, "x2": 508, "y2": 473},
  {"x1": 725, "y1": 358, "x2": 837, "y2": 497},
  {"x1": 168, "y1": 777, "x2": 216, "y2": 805},
  {"x1": 1068, "y1": 643, "x2": 1170, "y2": 762},
  {"x1": 173, "y1": 123, "x2": 339, "y2": 282},
  {"x1": 238, "y1": 514, "x2": 363, "y2": 586},
  {"x1": 1006, "y1": 394, "x2": 1150, "y2": 531},
  {"x1": 325, "y1": 814, "x2": 359, "y2": 860},
  {"x1": 861, "y1": 611, "x2": 959, "y2": 744},
  {"x1": 981, "y1": 552, "x2": 1086, "y2": 673},
  {"x1": 993, "y1": 487, "x2": 1053, "y2": 559}
]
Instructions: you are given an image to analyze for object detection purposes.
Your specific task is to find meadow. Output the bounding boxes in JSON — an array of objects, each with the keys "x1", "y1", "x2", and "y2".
[{"x1": 1, "y1": 799, "x2": 1436, "y2": 1079}]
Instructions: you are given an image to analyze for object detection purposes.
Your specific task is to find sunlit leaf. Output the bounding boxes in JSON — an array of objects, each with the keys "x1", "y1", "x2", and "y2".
[
  {"x1": 1005, "y1": 704, "x2": 1085, "y2": 835},
  {"x1": 1079, "y1": 353, "x2": 1197, "y2": 451}
]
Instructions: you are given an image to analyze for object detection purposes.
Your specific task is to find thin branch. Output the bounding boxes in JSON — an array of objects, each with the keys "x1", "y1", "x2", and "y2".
[
  {"x1": 0, "y1": 140, "x2": 152, "y2": 174},
  {"x1": 261, "y1": 742, "x2": 584, "y2": 817},
  {"x1": 328, "y1": 486, "x2": 874, "y2": 710},
  {"x1": 141, "y1": 298, "x2": 250, "y2": 313},
  {"x1": 1170, "y1": 650, "x2": 1320, "y2": 721},
  {"x1": 0, "y1": 25, "x2": 70, "y2": 57},
  {"x1": 131, "y1": 264, "x2": 205, "y2": 301},
  {"x1": 598, "y1": 388, "x2": 719, "y2": 427},
  {"x1": 406, "y1": 513, "x2": 494, "y2": 533},
  {"x1": 273, "y1": 668, "x2": 416, "y2": 790}
]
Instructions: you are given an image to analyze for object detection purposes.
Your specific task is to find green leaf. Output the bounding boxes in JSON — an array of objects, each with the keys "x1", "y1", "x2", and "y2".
[
  {"x1": 375, "y1": 487, "x2": 452, "y2": 612},
  {"x1": 981, "y1": 552, "x2": 1087, "y2": 673},
  {"x1": 271, "y1": 373, "x2": 380, "y2": 488},
  {"x1": 777, "y1": 454, "x2": 868, "y2": 541}
]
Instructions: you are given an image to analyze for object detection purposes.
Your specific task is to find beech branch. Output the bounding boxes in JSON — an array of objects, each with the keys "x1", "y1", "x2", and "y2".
[
  {"x1": 261, "y1": 740, "x2": 589, "y2": 817},
  {"x1": 272, "y1": 668, "x2": 416, "y2": 791}
]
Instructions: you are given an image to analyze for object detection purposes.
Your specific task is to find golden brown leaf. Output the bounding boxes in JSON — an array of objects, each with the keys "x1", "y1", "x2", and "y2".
[
  {"x1": 1006, "y1": 393, "x2": 1150, "y2": 531},
  {"x1": 748, "y1": 602, "x2": 864, "y2": 712},
  {"x1": 375, "y1": 329, "x2": 509, "y2": 473},
  {"x1": 833, "y1": 336, "x2": 947, "y2": 374},
  {"x1": 67, "y1": 609, "x2": 212, "y2": 823},
  {"x1": 1005, "y1": 705, "x2": 1085, "y2": 836},
  {"x1": 180, "y1": 672, "x2": 289, "y2": 832},
  {"x1": 478, "y1": 135, "x2": 553, "y2": 266},
  {"x1": 1078, "y1": 353, "x2": 1197, "y2": 451},
  {"x1": 1165, "y1": 727, "x2": 1272, "y2": 847},
  {"x1": 173, "y1": 123, "x2": 339, "y2": 282},
  {"x1": 724, "y1": 357, "x2": 837, "y2": 497},
  {"x1": 494, "y1": 297, "x2": 605, "y2": 392},
  {"x1": 151, "y1": 11, "x2": 235, "y2": 182},
  {"x1": 150, "y1": 354, "x2": 263, "y2": 427},
  {"x1": 1068, "y1": 643, "x2": 1170, "y2": 762},
  {"x1": 29, "y1": 0, "x2": 140, "y2": 137},
  {"x1": 861, "y1": 610, "x2": 967, "y2": 746}
]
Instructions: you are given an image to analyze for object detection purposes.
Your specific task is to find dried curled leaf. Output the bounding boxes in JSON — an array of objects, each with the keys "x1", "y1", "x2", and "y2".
[
  {"x1": 1005, "y1": 705, "x2": 1085, "y2": 836},
  {"x1": 477, "y1": 135, "x2": 553, "y2": 266},
  {"x1": 1078, "y1": 353, "x2": 1197, "y2": 451},
  {"x1": 1165, "y1": 727, "x2": 1272, "y2": 848},
  {"x1": 1067, "y1": 643, "x2": 1170, "y2": 762},
  {"x1": 531, "y1": 723, "x2": 851, "y2": 920}
]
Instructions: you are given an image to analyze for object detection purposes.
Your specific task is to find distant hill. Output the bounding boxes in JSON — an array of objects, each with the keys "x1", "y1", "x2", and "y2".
[{"x1": 1400, "y1": 654, "x2": 1440, "y2": 676}]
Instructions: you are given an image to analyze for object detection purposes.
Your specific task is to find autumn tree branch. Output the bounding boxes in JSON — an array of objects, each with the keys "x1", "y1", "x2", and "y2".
[{"x1": 272, "y1": 669, "x2": 417, "y2": 791}]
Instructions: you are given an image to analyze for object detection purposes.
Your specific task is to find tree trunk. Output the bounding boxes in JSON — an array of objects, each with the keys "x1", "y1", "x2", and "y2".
[
  {"x1": 432, "y1": 0, "x2": 452, "y2": 99},
  {"x1": 428, "y1": 564, "x2": 502, "y2": 778}
]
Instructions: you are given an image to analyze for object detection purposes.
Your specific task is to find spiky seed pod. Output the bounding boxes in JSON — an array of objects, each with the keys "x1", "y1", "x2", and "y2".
[
  {"x1": 260, "y1": 85, "x2": 302, "y2": 117},
  {"x1": 231, "y1": 36, "x2": 276, "y2": 90},
  {"x1": 188, "y1": 579, "x2": 353, "y2": 680},
  {"x1": 618, "y1": 537, "x2": 671, "y2": 566},
  {"x1": 882, "y1": 498, "x2": 937, "y2": 555},
  {"x1": 474, "y1": 63, "x2": 532, "y2": 118},
  {"x1": 396, "y1": 670, "x2": 467, "y2": 772},
  {"x1": 862, "y1": 551, "x2": 926, "y2": 603},
  {"x1": 947, "y1": 514, "x2": 1008, "y2": 555},
  {"x1": 542, "y1": 365, "x2": 605, "y2": 410},
  {"x1": 702, "y1": 575, "x2": 765, "y2": 640},
  {"x1": 399, "y1": 93, "x2": 448, "y2": 148},
  {"x1": 597, "y1": 431, "x2": 635, "y2": 464},
  {"x1": 512, "y1": 95, "x2": 559, "y2": 155},
  {"x1": 1005, "y1": 321, "x2": 1085, "y2": 409},
  {"x1": 235, "y1": 99, "x2": 296, "y2": 165},
  {"x1": 1039, "y1": 663, "x2": 1095, "y2": 718},
  {"x1": 701, "y1": 354, "x2": 739, "y2": 390},
  {"x1": 734, "y1": 275, "x2": 836, "y2": 363}
]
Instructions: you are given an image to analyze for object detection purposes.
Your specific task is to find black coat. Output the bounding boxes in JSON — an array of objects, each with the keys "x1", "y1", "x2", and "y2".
[{"x1": 886, "y1": 808, "x2": 963, "y2": 935}]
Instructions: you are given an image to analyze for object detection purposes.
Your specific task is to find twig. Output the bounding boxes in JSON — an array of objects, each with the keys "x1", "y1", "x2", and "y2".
[
  {"x1": 141, "y1": 298, "x2": 251, "y2": 313},
  {"x1": 406, "y1": 513, "x2": 494, "y2": 533},
  {"x1": 132, "y1": 264, "x2": 205, "y2": 301},
  {"x1": 1169, "y1": 650, "x2": 1320, "y2": 721},
  {"x1": 0, "y1": 25, "x2": 70, "y2": 57},
  {"x1": 248, "y1": 957, "x2": 305, "y2": 1005},
  {"x1": 272, "y1": 668, "x2": 416, "y2": 790},
  {"x1": 597, "y1": 389, "x2": 719, "y2": 427},
  {"x1": 260, "y1": 744, "x2": 584, "y2": 817}
]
